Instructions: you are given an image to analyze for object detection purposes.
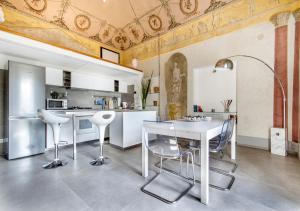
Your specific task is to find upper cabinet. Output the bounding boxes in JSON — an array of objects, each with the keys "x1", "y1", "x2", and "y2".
[
  {"x1": 119, "y1": 81, "x2": 128, "y2": 93},
  {"x1": 46, "y1": 68, "x2": 128, "y2": 93},
  {"x1": 45, "y1": 67, "x2": 63, "y2": 86},
  {"x1": 71, "y1": 72, "x2": 114, "y2": 92}
]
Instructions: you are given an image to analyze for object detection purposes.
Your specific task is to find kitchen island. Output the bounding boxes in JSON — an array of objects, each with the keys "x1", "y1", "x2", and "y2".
[
  {"x1": 110, "y1": 110, "x2": 157, "y2": 149},
  {"x1": 46, "y1": 109, "x2": 157, "y2": 159}
]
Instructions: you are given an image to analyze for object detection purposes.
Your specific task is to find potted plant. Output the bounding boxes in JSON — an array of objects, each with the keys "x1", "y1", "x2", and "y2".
[{"x1": 141, "y1": 72, "x2": 153, "y2": 110}]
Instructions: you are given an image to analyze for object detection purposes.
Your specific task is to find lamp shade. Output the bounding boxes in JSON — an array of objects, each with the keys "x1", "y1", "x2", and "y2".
[
  {"x1": 0, "y1": 6, "x2": 4, "y2": 23},
  {"x1": 214, "y1": 58, "x2": 234, "y2": 72}
]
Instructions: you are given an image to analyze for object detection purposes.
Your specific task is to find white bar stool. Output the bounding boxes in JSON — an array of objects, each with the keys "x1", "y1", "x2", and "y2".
[
  {"x1": 90, "y1": 111, "x2": 116, "y2": 166},
  {"x1": 38, "y1": 109, "x2": 70, "y2": 169}
]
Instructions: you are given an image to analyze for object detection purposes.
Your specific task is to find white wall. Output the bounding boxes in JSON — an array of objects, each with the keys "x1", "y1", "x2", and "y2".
[
  {"x1": 193, "y1": 65, "x2": 236, "y2": 112},
  {"x1": 139, "y1": 22, "x2": 284, "y2": 145}
]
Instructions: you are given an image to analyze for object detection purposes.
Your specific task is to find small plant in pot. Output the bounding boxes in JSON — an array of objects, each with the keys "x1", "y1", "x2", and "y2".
[{"x1": 50, "y1": 91, "x2": 59, "y2": 99}]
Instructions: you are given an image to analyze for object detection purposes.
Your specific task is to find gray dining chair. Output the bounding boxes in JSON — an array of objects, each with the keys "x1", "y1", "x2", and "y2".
[
  {"x1": 141, "y1": 120, "x2": 195, "y2": 204},
  {"x1": 189, "y1": 118, "x2": 237, "y2": 191}
]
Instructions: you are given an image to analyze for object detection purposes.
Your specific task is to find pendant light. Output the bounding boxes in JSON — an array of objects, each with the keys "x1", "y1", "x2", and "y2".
[{"x1": 0, "y1": 6, "x2": 5, "y2": 23}]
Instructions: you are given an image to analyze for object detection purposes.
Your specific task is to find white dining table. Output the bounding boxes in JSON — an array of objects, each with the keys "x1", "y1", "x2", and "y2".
[{"x1": 141, "y1": 119, "x2": 236, "y2": 205}]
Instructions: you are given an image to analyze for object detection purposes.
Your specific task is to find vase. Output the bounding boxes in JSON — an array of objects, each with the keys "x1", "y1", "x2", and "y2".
[
  {"x1": 142, "y1": 98, "x2": 147, "y2": 110},
  {"x1": 132, "y1": 58, "x2": 139, "y2": 68},
  {"x1": 0, "y1": 7, "x2": 4, "y2": 23}
]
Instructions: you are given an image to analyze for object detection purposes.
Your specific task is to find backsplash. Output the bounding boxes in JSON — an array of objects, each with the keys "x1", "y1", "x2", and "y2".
[{"x1": 46, "y1": 86, "x2": 134, "y2": 109}]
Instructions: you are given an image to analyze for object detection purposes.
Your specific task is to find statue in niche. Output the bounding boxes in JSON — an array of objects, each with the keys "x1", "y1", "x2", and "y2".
[
  {"x1": 165, "y1": 53, "x2": 187, "y2": 120},
  {"x1": 170, "y1": 63, "x2": 182, "y2": 102}
]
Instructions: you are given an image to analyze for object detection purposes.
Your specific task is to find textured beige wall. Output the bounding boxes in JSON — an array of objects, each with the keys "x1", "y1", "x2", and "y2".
[
  {"x1": 139, "y1": 21, "x2": 296, "y2": 145},
  {"x1": 139, "y1": 22, "x2": 277, "y2": 141},
  {"x1": 123, "y1": 0, "x2": 299, "y2": 65}
]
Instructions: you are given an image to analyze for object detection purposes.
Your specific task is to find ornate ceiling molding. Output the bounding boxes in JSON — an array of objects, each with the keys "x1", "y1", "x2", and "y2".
[
  {"x1": 0, "y1": 0, "x2": 231, "y2": 50},
  {"x1": 122, "y1": 0, "x2": 299, "y2": 64},
  {"x1": 270, "y1": 11, "x2": 290, "y2": 28},
  {"x1": 293, "y1": 8, "x2": 300, "y2": 22}
]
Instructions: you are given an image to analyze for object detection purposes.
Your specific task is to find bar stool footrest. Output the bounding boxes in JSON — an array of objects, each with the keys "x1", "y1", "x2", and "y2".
[
  {"x1": 90, "y1": 157, "x2": 110, "y2": 166},
  {"x1": 43, "y1": 160, "x2": 68, "y2": 169}
]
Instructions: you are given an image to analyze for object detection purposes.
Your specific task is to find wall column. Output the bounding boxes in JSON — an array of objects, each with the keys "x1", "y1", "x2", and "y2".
[
  {"x1": 293, "y1": 9, "x2": 300, "y2": 143},
  {"x1": 270, "y1": 12, "x2": 290, "y2": 129}
]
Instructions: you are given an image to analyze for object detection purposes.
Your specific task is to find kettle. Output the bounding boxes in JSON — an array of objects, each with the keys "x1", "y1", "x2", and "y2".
[{"x1": 122, "y1": 102, "x2": 128, "y2": 109}]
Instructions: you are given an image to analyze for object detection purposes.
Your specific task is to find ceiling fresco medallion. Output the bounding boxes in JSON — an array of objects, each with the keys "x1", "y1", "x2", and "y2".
[
  {"x1": 74, "y1": 14, "x2": 91, "y2": 31},
  {"x1": 179, "y1": 0, "x2": 198, "y2": 15},
  {"x1": 112, "y1": 31, "x2": 130, "y2": 50},
  {"x1": 1, "y1": 0, "x2": 234, "y2": 50},
  {"x1": 148, "y1": 15, "x2": 162, "y2": 31},
  {"x1": 125, "y1": 23, "x2": 144, "y2": 44},
  {"x1": 24, "y1": 0, "x2": 47, "y2": 13},
  {"x1": 99, "y1": 24, "x2": 115, "y2": 43}
]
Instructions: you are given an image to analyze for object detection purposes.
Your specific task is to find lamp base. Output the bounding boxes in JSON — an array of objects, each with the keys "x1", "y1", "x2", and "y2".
[
  {"x1": 271, "y1": 128, "x2": 286, "y2": 156},
  {"x1": 298, "y1": 144, "x2": 300, "y2": 160}
]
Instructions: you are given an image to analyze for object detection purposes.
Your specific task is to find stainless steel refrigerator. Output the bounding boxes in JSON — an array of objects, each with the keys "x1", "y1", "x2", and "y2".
[{"x1": 5, "y1": 61, "x2": 45, "y2": 160}]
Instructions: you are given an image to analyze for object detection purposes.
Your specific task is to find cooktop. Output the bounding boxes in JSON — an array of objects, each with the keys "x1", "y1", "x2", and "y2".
[{"x1": 67, "y1": 106, "x2": 93, "y2": 110}]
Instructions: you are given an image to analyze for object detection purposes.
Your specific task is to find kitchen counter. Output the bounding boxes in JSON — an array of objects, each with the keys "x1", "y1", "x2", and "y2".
[
  {"x1": 48, "y1": 109, "x2": 156, "y2": 114},
  {"x1": 48, "y1": 109, "x2": 156, "y2": 118},
  {"x1": 45, "y1": 109, "x2": 157, "y2": 158}
]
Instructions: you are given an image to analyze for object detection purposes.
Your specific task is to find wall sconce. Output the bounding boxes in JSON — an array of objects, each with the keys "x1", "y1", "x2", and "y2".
[{"x1": 0, "y1": 6, "x2": 5, "y2": 23}]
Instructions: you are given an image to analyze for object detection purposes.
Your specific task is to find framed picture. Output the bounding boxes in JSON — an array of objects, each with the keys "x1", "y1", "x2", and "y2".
[{"x1": 100, "y1": 47, "x2": 120, "y2": 64}]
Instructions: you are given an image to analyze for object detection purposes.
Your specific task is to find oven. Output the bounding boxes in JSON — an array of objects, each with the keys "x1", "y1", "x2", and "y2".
[
  {"x1": 46, "y1": 99, "x2": 68, "y2": 110},
  {"x1": 75, "y1": 115, "x2": 100, "y2": 142},
  {"x1": 75, "y1": 115, "x2": 110, "y2": 142},
  {"x1": 76, "y1": 116, "x2": 97, "y2": 135}
]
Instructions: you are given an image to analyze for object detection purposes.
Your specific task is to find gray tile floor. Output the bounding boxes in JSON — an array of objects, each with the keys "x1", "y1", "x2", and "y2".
[{"x1": 0, "y1": 141, "x2": 300, "y2": 211}]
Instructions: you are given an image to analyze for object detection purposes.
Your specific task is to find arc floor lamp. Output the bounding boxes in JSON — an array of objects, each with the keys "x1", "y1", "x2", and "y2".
[{"x1": 214, "y1": 55, "x2": 287, "y2": 146}]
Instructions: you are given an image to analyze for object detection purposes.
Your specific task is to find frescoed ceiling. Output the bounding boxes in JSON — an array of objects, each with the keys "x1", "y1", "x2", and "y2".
[{"x1": 0, "y1": 0, "x2": 232, "y2": 50}]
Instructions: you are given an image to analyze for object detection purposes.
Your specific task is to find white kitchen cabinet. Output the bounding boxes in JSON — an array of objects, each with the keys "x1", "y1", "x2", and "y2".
[
  {"x1": 119, "y1": 81, "x2": 128, "y2": 93},
  {"x1": 94, "y1": 77, "x2": 114, "y2": 92},
  {"x1": 71, "y1": 72, "x2": 92, "y2": 90},
  {"x1": 45, "y1": 67, "x2": 63, "y2": 86},
  {"x1": 71, "y1": 72, "x2": 114, "y2": 92},
  {"x1": 110, "y1": 111, "x2": 157, "y2": 148}
]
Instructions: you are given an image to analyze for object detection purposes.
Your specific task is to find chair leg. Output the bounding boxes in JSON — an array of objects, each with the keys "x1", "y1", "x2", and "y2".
[
  {"x1": 190, "y1": 153, "x2": 195, "y2": 184},
  {"x1": 192, "y1": 148, "x2": 237, "y2": 173},
  {"x1": 160, "y1": 157, "x2": 163, "y2": 173},
  {"x1": 186, "y1": 153, "x2": 189, "y2": 177},
  {"x1": 210, "y1": 157, "x2": 238, "y2": 173},
  {"x1": 179, "y1": 156, "x2": 183, "y2": 176},
  {"x1": 186, "y1": 152, "x2": 196, "y2": 184},
  {"x1": 141, "y1": 158, "x2": 194, "y2": 204},
  {"x1": 193, "y1": 150, "x2": 196, "y2": 163},
  {"x1": 155, "y1": 158, "x2": 235, "y2": 191}
]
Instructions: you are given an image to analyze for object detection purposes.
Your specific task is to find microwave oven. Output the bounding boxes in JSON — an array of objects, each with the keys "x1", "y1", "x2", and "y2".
[{"x1": 46, "y1": 99, "x2": 68, "y2": 110}]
